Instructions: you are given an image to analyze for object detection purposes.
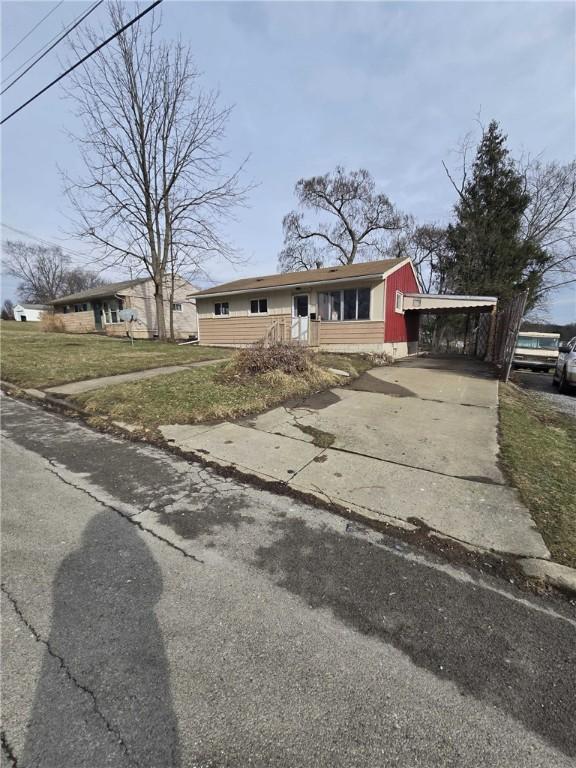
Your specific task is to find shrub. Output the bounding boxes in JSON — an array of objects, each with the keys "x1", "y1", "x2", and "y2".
[
  {"x1": 225, "y1": 340, "x2": 313, "y2": 378},
  {"x1": 39, "y1": 313, "x2": 65, "y2": 333}
]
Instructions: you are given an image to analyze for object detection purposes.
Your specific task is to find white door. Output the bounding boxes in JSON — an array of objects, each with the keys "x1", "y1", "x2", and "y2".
[{"x1": 291, "y1": 294, "x2": 309, "y2": 342}]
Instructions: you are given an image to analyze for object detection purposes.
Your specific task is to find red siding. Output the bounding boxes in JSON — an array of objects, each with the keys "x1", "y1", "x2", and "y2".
[{"x1": 384, "y1": 262, "x2": 420, "y2": 342}]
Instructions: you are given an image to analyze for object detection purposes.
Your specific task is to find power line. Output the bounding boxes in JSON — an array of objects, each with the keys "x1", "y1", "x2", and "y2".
[
  {"x1": 1, "y1": 222, "x2": 100, "y2": 265},
  {"x1": 1, "y1": 0, "x2": 105, "y2": 96},
  {"x1": 1, "y1": 1, "x2": 64, "y2": 62},
  {"x1": 2, "y1": 1, "x2": 100, "y2": 85},
  {"x1": 1, "y1": 0, "x2": 163, "y2": 126}
]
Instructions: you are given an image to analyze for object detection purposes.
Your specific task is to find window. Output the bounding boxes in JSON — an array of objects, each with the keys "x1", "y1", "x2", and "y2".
[
  {"x1": 74, "y1": 303, "x2": 89, "y2": 312},
  {"x1": 250, "y1": 298, "x2": 268, "y2": 314},
  {"x1": 103, "y1": 299, "x2": 123, "y2": 324},
  {"x1": 395, "y1": 290, "x2": 403, "y2": 314},
  {"x1": 62, "y1": 305, "x2": 69, "y2": 314},
  {"x1": 172, "y1": 303, "x2": 183, "y2": 312},
  {"x1": 318, "y1": 287, "x2": 370, "y2": 321},
  {"x1": 214, "y1": 302, "x2": 229, "y2": 316},
  {"x1": 516, "y1": 334, "x2": 559, "y2": 350}
]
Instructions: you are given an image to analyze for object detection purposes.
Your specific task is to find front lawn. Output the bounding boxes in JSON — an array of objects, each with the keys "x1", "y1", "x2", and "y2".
[
  {"x1": 70, "y1": 351, "x2": 373, "y2": 428},
  {"x1": 499, "y1": 383, "x2": 576, "y2": 568},
  {"x1": 0, "y1": 321, "x2": 228, "y2": 389}
]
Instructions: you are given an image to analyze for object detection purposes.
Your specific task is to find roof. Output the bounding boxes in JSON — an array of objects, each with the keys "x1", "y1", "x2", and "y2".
[
  {"x1": 517, "y1": 331, "x2": 560, "y2": 338},
  {"x1": 402, "y1": 293, "x2": 497, "y2": 313},
  {"x1": 15, "y1": 303, "x2": 50, "y2": 310},
  {"x1": 51, "y1": 277, "x2": 150, "y2": 305},
  {"x1": 192, "y1": 258, "x2": 407, "y2": 298}
]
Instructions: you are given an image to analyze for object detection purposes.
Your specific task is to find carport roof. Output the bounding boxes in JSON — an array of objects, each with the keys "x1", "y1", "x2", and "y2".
[{"x1": 402, "y1": 293, "x2": 497, "y2": 312}]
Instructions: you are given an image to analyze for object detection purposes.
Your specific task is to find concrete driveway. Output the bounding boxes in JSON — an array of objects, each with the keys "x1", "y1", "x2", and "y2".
[{"x1": 161, "y1": 357, "x2": 549, "y2": 559}]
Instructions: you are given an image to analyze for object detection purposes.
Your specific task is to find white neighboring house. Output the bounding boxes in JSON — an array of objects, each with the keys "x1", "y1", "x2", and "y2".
[{"x1": 13, "y1": 303, "x2": 49, "y2": 322}]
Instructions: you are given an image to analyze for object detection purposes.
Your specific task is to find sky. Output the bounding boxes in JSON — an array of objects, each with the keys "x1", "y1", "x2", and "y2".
[{"x1": 1, "y1": 0, "x2": 575, "y2": 322}]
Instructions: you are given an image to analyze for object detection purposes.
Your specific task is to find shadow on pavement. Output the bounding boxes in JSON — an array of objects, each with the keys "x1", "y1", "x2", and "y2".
[
  {"x1": 254, "y1": 517, "x2": 576, "y2": 757},
  {"x1": 21, "y1": 511, "x2": 180, "y2": 768}
]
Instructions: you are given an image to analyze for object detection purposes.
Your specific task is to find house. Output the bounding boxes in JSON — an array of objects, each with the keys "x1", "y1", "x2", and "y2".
[
  {"x1": 51, "y1": 276, "x2": 198, "y2": 339},
  {"x1": 192, "y1": 257, "x2": 422, "y2": 356},
  {"x1": 13, "y1": 303, "x2": 49, "y2": 322}
]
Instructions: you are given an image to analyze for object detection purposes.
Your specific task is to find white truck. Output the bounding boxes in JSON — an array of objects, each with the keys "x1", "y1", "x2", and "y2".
[{"x1": 512, "y1": 331, "x2": 560, "y2": 373}]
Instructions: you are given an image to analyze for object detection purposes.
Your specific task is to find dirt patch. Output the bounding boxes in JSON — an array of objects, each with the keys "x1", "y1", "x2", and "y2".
[
  {"x1": 293, "y1": 423, "x2": 336, "y2": 448},
  {"x1": 347, "y1": 373, "x2": 416, "y2": 397}
]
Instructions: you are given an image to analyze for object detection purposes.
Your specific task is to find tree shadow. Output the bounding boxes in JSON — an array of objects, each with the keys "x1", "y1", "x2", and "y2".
[
  {"x1": 21, "y1": 511, "x2": 180, "y2": 767},
  {"x1": 254, "y1": 517, "x2": 576, "y2": 757}
]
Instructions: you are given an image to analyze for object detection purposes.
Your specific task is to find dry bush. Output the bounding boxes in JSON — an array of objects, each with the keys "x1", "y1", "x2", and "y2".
[
  {"x1": 225, "y1": 340, "x2": 313, "y2": 379},
  {"x1": 39, "y1": 313, "x2": 65, "y2": 333}
]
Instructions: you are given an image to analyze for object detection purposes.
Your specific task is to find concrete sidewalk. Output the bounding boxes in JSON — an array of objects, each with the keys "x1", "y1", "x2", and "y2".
[
  {"x1": 159, "y1": 358, "x2": 550, "y2": 559},
  {"x1": 43, "y1": 358, "x2": 228, "y2": 396}
]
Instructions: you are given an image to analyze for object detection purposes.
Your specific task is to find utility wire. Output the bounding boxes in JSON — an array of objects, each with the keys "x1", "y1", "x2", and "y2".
[
  {"x1": 1, "y1": 0, "x2": 105, "y2": 95},
  {"x1": 1, "y1": 222, "x2": 100, "y2": 264},
  {"x1": 1, "y1": 1, "x2": 64, "y2": 62},
  {"x1": 1, "y1": 0, "x2": 163, "y2": 126},
  {"x1": 2, "y1": 0, "x2": 100, "y2": 85}
]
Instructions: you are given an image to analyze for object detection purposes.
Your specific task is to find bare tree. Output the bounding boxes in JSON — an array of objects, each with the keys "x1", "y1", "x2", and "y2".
[
  {"x1": 278, "y1": 167, "x2": 402, "y2": 272},
  {"x1": 1, "y1": 300, "x2": 15, "y2": 320},
  {"x1": 521, "y1": 159, "x2": 576, "y2": 304},
  {"x1": 2, "y1": 241, "x2": 100, "y2": 302},
  {"x1": 63, "y1": 2, "x2": 249, "y2": 340},
  {"x1": 384, "y1": 218, "x2": 452, "y2": 293}
]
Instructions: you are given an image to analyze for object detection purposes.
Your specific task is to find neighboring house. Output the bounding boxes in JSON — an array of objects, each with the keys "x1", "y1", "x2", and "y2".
[
  {"x1": 193, "y1": 258, "x2": 421, "y2": 355},
  {"x1": 51, "y1": 277, "x2": 198, "y2": 339},
  {"x1": 13, "y1": 303, "x2": 49, "y2": 322}
]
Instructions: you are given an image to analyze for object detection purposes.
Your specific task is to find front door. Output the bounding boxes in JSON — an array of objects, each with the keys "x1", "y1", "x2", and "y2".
[
  {"x1": 292, "y1": 294, "x2": 309, "y2": 342},
  {"x1": 93, "y1": 301, "x2": 102, "y2": 330}
]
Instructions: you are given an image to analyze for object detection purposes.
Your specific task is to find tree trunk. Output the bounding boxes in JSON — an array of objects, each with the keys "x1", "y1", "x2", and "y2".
[
  {"x1": 154, "y1": 279, "x2": 167, "y2": 341},
  {"x1": 169, "y1": 268, "x2": 175, "y2": 342}
]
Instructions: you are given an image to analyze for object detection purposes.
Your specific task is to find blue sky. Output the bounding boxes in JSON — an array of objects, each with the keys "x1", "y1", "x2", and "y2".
[{"x1": 2, "y1": 1, "x2": 575, "y2": 322}]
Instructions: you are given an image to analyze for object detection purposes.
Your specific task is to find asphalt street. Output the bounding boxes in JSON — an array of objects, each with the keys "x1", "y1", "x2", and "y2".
[{"x1": 1, "y1": 395, "x2": 575, "y2": 768}]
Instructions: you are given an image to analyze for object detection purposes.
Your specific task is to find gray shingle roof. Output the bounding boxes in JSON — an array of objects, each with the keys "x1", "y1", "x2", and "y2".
[{"x1": 50, "y1": 277, "x2": 150, "y2": 305}]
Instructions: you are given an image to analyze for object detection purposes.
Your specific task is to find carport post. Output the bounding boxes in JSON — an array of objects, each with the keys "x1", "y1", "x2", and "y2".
[{"x1": 485, "y1": 306, "x2": 497, "y2": 362}]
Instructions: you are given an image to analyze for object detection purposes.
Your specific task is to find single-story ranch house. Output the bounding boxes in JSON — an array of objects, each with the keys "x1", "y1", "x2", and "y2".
[
  {"x1": 193, "y1": 257, "x2": 419, "y2": 355},
  {"x1": 51, "y1": 276, "x2": 198, "y2": 339},
  {"x1": 13, "y1": 303, "x2": 49, "y2": 322},
  {"x1": 193, "y1": 257, "x2": 498, "y2": 356}
]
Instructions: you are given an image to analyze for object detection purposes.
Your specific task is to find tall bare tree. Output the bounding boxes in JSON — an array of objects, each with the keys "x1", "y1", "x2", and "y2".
[
  {"x1": 64, "y1": 2, "x2": 249, "y2": 339},
  {"x1": 278, "y1": 167, "x2": 402, "y2": 272},
  {"x1": 521, "y1": 159, "x2": 576, "y2": 304},
  {"x1": 2, "y1": 240, "x2": 102, "y2": 302}
]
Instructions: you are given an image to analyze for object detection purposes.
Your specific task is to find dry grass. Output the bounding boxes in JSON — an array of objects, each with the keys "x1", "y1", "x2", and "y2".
[
  {"x1": 499, "y1": 383, "x2": 576, "y2": 568},
  {"x1": 0, "y1": 320, "x2": 229, "y2": 389},
  {"x1": 73, "y1": 363, "x2": 340, "y2": 427}
]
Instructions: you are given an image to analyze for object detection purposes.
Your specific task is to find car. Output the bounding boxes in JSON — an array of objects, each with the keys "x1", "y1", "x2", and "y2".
[{"x1": 552, "y1": 336, "x2": 576, "y2": 394}]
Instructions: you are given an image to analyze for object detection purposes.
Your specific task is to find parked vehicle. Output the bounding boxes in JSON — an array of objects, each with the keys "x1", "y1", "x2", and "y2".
[
  {"x1": 553, "y1": 336, "x2": 576, "y2": 394},
  {"x1": 512, "y1": 332, "x2": 560, "y2": 372}
]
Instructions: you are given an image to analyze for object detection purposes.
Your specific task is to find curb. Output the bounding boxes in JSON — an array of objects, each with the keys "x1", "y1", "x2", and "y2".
[{"x1": 519, "y1": 558, "x2": 576, "y2": 596}]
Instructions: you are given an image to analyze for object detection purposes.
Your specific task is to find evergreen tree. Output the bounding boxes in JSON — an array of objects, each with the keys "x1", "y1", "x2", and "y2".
[{"x1": 446, "y1": 121, "x2": 547, "y2": 306}]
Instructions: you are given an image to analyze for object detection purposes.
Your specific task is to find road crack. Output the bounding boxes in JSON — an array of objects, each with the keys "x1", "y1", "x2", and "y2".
[
  {"x1": 44, "y1": 459, "x2": 204, "y2": 565},
  {"x1": 1, "y1": 731, "x2": 19, "y2": 767},
  {"x1": 1, "y1": 584, "x2": 138, "y2": 767}
]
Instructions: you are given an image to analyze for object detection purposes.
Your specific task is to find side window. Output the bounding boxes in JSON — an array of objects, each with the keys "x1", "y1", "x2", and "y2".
[
  {"x1": 214, "y1": 302, "x2": 229, "y2": 316},
  {"x1": 395, "y1": 290, "x2": 403, "y2": 313},
  {"x1": 250, "y1": 298, "x2": 268, "y2": 314}
]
